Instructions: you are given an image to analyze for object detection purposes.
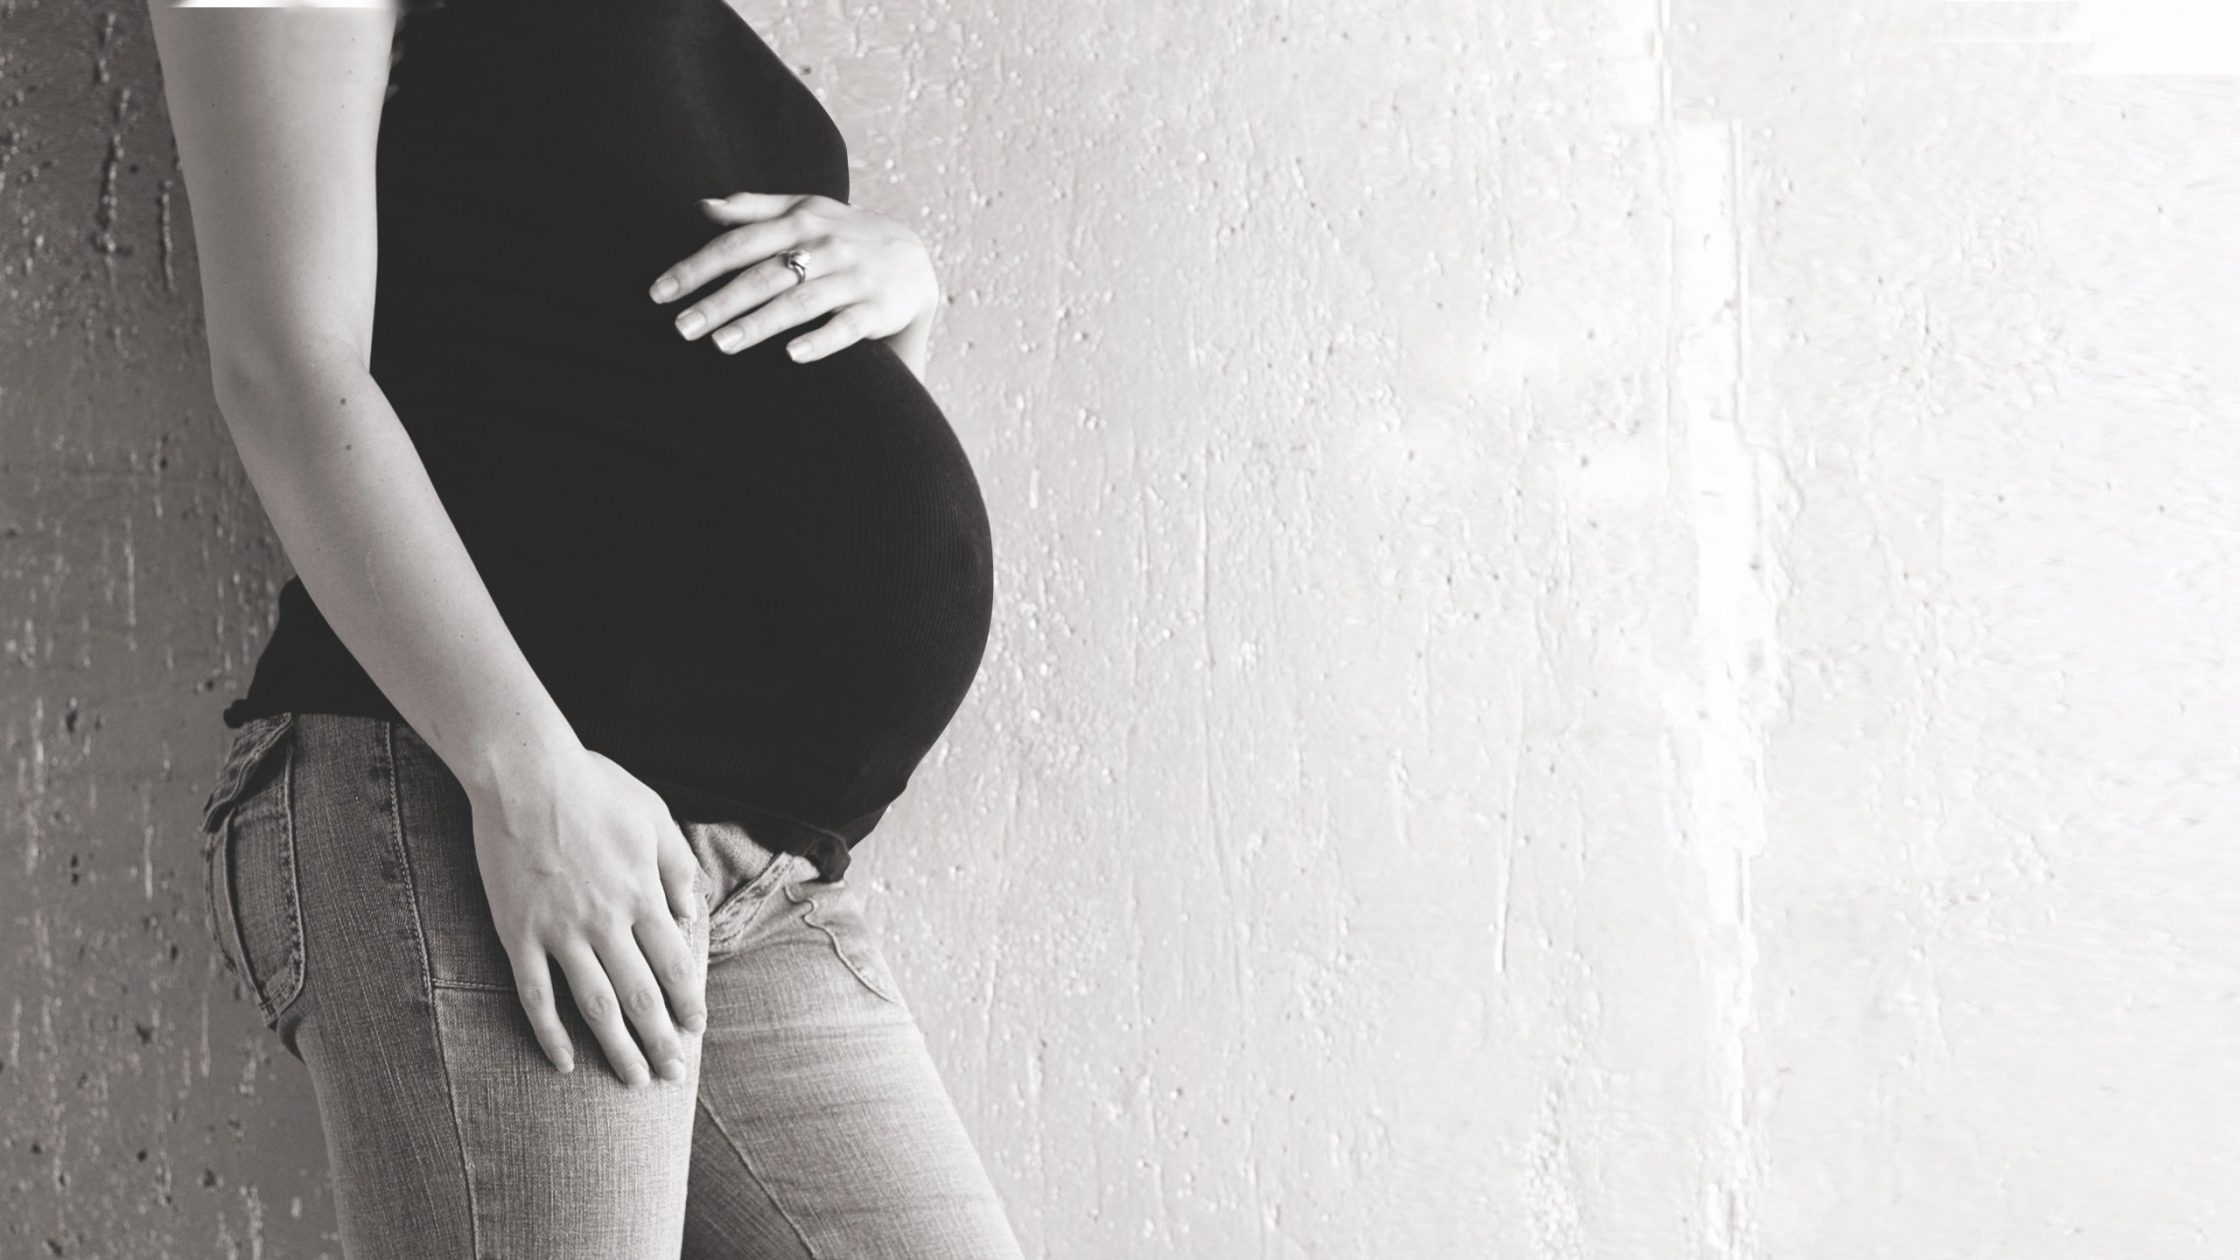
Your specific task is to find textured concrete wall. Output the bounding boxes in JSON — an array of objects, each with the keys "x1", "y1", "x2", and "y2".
[
  {"x1": 4, "y1": 1, "x2": 2232, "y2": 1257},
  {"x1": 1664, "y1": 8, "x2": 2240, "y2": 1256},
  {"x1": 1, "y1": 3, "x2": 339, "y2": 1257}
]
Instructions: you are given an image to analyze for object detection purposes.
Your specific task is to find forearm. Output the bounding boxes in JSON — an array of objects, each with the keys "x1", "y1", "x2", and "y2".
[{"x1": 213, "y1": 353, "x2": 580, "y2": 794}]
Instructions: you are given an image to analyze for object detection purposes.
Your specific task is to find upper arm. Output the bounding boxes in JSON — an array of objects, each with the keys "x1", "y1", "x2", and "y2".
[{"x1": 149, "y1": 2, "x2": 399, "y2": 397}]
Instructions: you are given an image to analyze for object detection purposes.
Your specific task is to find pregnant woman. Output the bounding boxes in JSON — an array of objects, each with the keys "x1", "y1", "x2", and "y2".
[{"x1": 150, "y1": 1, "x2": 1018, "y2": 1255}]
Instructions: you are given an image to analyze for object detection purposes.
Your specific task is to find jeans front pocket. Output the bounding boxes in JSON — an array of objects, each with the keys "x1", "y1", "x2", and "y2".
[
  {"x1": 781, "y1": 877, "x2": 907, "y2": 1009},
  {"x1": 200, "y1": 712, "x2": 307, "y2": 1031}
]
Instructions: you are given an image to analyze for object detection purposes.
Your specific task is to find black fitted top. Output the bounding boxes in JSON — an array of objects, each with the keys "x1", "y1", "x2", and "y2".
[{"x1": 219, "y1": 0, "x2": 996, "y2": 882}]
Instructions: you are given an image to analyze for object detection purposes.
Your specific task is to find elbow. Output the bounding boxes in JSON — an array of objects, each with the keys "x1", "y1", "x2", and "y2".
[
  {"x1": 207, "y1": 335, "x2": 366, "y2": 428},
  {"x1": 209, "y1": 343, "x2": 277, "y2": 419}
]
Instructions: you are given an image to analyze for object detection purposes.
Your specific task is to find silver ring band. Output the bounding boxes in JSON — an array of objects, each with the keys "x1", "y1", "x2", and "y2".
[{"x1": 781, "y1": 249, "x2": 811, "y2": 285}]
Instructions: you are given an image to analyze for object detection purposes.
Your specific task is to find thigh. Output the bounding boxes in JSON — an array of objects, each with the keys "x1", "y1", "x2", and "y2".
[
  {"x1": 683, "y1": 868, "x2": 1024, "y2": 1260},
  {"x1": 217, "y1": 712, "x2": 703, "y2": 1259}
]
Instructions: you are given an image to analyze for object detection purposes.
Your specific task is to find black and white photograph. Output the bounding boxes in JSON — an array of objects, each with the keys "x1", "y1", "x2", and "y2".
[{"x1": 2, "y1": 1, "x2": 2232, "y2": 1256}]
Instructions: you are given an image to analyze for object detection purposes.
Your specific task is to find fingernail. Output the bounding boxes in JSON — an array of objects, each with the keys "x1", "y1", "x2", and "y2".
[
  {"x1": 676, "y1": 309, "x2": 706, "y2": 338},
  {"x1": 698, "y1": 197, "x2": 725, "y2": 212},
  {"x1": 624, "y1": 1064, "x2": 650, "y2": 1087},
  {"x1": 555, "y1": 1055, "x2": 575, "y2": 1074},
  {"x1": 655, "y1": 1057, "x2": 685, "y2": 1082},
  {"x1": 786, "y1": 341, "x2": 808, "y2": 362},
  {"x1": 714, "y1": 328, "x2": 743, "y2": 354},
  {"x1": 649, "y1": 276, "x2": 678, "y2": 302}
]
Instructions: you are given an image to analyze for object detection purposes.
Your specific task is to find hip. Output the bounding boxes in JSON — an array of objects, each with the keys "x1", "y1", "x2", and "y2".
[
  {"x1": 195, "y1": 711, "x2": 852, "y2": 1054},
  {"x1": 193, "y1": 710, "x2": 1021, "y2": 1256}
]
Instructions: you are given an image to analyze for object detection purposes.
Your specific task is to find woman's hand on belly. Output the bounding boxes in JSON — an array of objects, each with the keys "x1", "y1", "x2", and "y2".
[
  {"x1": 464, "y1": 744, "x2": 708, "y2": 1087},
  {"x1": 644, "y1": 191, "x2": 938, "y2": 365}
]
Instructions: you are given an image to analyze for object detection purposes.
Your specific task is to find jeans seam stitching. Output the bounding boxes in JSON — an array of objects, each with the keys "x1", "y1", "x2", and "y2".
[
  {"x1": 206, "y1": 713, "x2": 307, "y2": 1025},
  {"x1": 747, "y1": 850, "x2": 804, "y2": 905},
  {"x1": 215, "y1": 818, "x2": 256, "y2": 997},
  {"x1": 706, "y1": 853, "x2": 803, "y2": 940},
  {"x1": 428, "y1": 977, "x2": 514, "y2": 994},
  {"x1": 202, "y1": 833, "x2": 225, "y2": 973},
  {"x1": 784, "y1": 884, "x2": 903, "y2": 1007},
  {"x1": 386, "y1": 720, "x2": 485, "y2": 1259},
  {"x1": 266, "y1": 721, "x2": 308, "y2": 1024},
  {"x1": 696, "y1": 1096, "x2": 824, "y2": 1260}
]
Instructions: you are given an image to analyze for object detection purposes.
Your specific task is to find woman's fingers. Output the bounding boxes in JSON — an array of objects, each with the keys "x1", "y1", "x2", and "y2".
[
  {"x1": 635, "y1": 910, "x2": 706, "y2": 1035},
  {"x1": 662, "y1": 243, "x2": 796, "y2": 340},
  {"x1": 552, "y1": 940, "x2": 652, "y2": 1087},
  {"x1": 658, "y1": 823, "x2": 702, "y2": 925},
  {"x1": 697, "y1": 190, "x2": 812, "y2": 223},
  {"x1": 706, "y1": 275, "x2": 860, "y2": 356},
  {"x1": 647, "y1": 206, "x2": 816, "y2": 305},
  {"x1": 506, "y1": 940, "x2": 574, "y2": 1074},
  {"x1": 782, "y1": 305, "x2": 874, "y2": 363},
  {"x1": 668, "y1": 240, "x2": 852, "y2": 348},
  {"x1": 592, "y1": 926, "x2": 690, "y2": 1082}
]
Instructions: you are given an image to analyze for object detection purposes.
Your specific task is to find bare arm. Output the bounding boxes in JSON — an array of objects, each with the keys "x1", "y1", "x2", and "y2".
[
  {"x1": 152, "y1": 1, "x2": 703, "y2": 1085},
  {"x1": 153, "y1": 3, "x2": 567, "y2": 798}
]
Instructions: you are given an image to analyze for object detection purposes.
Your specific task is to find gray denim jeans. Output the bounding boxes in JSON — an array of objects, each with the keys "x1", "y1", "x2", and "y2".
[{"x1": 199, "y1": 711, "x2": 1024, "y2": 1259}]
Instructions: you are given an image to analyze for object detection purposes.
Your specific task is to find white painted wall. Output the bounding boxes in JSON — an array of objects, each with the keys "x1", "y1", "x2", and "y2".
[{"x1": 792, "y1": 2, "x2": 2240, "y2": 1256}]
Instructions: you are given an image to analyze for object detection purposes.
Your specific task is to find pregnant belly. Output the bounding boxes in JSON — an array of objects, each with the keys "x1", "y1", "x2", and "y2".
[{"x1": 378, "y1": 327, "x2": 997, "y2": 816}]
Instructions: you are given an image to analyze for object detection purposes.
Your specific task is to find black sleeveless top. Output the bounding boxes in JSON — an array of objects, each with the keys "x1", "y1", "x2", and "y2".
[{"x1": 219, "y1": 0, "x2": 997, "y2": 882}]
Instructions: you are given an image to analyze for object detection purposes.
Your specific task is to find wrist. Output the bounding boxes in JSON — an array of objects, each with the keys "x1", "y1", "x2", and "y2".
[{"x1": 451, "y1": 716, "x2": 585, "y2": 804}]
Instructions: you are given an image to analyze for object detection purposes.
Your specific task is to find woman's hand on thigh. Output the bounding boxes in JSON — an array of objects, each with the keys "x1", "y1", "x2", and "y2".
[{"x1": 462, "y1": 744, "x2": 705, "y2": 1086}]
